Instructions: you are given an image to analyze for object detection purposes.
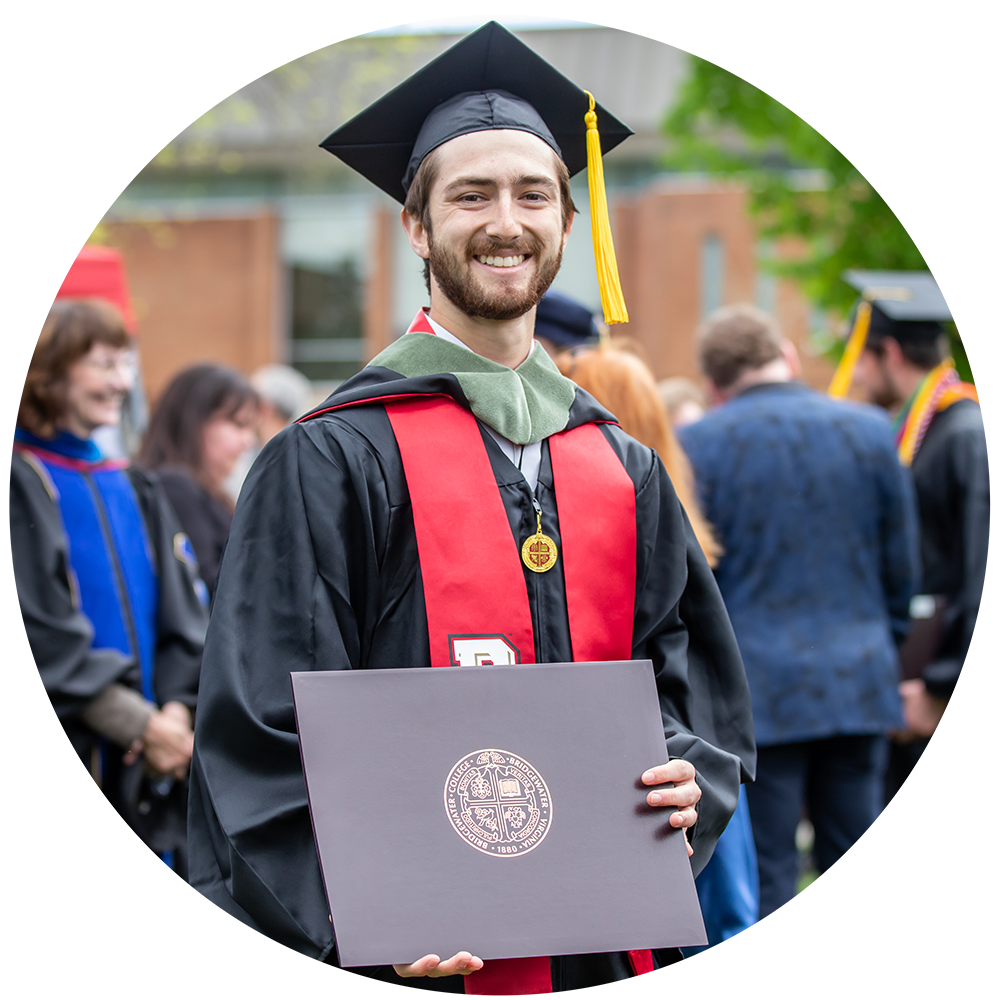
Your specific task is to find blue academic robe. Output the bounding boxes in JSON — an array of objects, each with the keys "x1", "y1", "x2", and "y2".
[{"x1": 10, "y1": 427, "x2": 199, "y2": 995}]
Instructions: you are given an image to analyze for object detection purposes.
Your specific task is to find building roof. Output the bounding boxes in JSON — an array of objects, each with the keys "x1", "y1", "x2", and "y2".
[{"x1": 141, "y1": 26, "x2": 689, "y2": 184}]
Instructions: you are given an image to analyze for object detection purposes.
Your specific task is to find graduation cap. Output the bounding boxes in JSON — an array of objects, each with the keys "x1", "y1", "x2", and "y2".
[
  {"x1": 533, "y1": 290, "x2": 600, "y2": 348},
  {"x1": 56, "y1": 245, "x2": 137, "y2": 333},
  {"x1": 841, "y1": 269, "x2": 951, "y2": 320},
  {"x1": 828, "y1": 270, "x2": 951, "y2": 398},
  {"x1": 320, "y1": 21, "x2": 634, "y2": 324}
]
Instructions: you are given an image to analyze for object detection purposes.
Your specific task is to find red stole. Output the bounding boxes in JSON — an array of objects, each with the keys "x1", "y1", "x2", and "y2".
[{"x1": 385, "y1": 396, "x2": 653, "y2": 994}]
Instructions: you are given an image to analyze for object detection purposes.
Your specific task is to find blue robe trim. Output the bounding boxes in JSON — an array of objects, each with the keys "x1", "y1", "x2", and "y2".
[{"x1": 10, "y1": 428, "x2": 176, "y2": 996}]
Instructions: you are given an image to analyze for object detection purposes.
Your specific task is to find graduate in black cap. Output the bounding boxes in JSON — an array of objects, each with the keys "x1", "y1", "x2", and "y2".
[
  {"x1": 188, "y1": 22, "x2": 754, "y2": 993},
  {"x1": 830, "y1": 270, "x2": 988, "y2": 801}
]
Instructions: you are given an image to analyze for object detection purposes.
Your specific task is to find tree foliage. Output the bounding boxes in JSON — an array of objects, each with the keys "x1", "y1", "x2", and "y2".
[{"x1": 666, "y1": 14, "x2": 990, "y2": 382}]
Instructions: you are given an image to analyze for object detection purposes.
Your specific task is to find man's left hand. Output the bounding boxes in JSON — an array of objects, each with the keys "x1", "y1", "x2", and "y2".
[{"x1": 642, "y1": 760, "x2": 700, "y2": 857}]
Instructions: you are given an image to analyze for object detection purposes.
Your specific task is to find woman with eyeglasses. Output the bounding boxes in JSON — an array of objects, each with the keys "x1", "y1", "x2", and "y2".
[{"x1": 11, "y1": 298, "x2": 208, "y2": 878}]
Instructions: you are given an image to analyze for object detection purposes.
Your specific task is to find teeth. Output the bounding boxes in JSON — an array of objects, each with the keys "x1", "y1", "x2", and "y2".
[{"x1": 477, "y1": 255, "x2": 525, "y2": 267}]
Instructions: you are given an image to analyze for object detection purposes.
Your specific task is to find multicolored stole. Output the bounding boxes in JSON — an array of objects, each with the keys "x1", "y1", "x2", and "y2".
[
  {"x1": 385, "y1": 396, "x2": 652, "y2": 994},
  {"x1": 894, "y1": 359, "x2": 978, "y2": 466}
]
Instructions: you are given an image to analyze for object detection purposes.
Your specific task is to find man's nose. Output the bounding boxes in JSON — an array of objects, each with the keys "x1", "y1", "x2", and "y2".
[{"x1": 484, "y1": 191, "x2": 522, "y2": 242}]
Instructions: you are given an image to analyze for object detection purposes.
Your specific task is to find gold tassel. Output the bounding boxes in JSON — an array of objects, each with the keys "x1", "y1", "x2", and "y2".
[
  {"x1": 828, "y1": 300, "x2": 871, "y2": 398},
  {"x1": 585, "y1": 91, "x2": 628, "y2": 326},
  {"x1": 118, "y1": 868, "x2": 142, "y2": 917}
]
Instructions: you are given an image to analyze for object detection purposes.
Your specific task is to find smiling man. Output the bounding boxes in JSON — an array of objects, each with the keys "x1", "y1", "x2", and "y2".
[{"x1": 188, "y1": 22, "x2": 754, "y2": 994}]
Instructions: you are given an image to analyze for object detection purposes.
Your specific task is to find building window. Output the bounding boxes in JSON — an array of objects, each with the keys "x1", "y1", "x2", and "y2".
[
  {"x1": 701, "y1": 233, "x2": 724, "y2": 318},
  {"x1": 282, "y1": 194, "x2": 373, "y2": 386},
  {"x1": 755, "y1": 240, "x2": 777, "y2": 316},
  {"x1": 289, "y1": 260, "x2": 364, "y2": 383}
]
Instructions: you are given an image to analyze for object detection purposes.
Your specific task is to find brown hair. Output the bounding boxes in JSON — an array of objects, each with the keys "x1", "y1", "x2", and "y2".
[
  {"x1": 137, "y1": 364, "x2": 258, "y2": 502},
  {"x1": 697, "y1": 303, "x2": 783, "y2": 390},
  {"x1": 558, "y1": 342, "x2": 722, "y2": 567},
  {"x1": 403, "y1": 142, "x2": 578, "y2": 295},
  {"x1": 18, "y1": 298, "x2": 130, "y2": 437}
]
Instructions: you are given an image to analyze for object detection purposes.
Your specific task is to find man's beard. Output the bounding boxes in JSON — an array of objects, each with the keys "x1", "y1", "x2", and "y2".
[{"x1": 427, "y1": 231, "x2": 563, "y2": 321}]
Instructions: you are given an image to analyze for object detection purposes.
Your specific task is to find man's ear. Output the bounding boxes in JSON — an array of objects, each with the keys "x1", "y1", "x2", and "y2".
[
  {"x1": 561, "y1": 208, "x2": 575, "y2": 251},
  {"x1": 780, "y1": 339, "x2": 802, "y2": 378},
  {"x1": 401, "y1": 208, "x2": 430, "y2": 260}
]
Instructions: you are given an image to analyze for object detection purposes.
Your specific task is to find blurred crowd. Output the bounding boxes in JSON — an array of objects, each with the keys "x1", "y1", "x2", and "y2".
[{"x1": 12, "y1": 250, "x2": 986, "y2": 948}]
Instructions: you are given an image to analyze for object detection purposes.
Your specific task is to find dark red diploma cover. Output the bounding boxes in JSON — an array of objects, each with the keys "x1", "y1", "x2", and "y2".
[{"x1": 291, "y1": 660, "x2": 708, "y2": 968}]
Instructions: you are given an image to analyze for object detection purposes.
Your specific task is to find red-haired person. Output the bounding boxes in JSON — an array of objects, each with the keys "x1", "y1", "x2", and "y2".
[{"x1": 557, "y1": 342, "x2": 721, "y2": 566}]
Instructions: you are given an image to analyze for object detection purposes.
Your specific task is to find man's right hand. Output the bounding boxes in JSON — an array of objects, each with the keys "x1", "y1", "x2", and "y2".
[
  {"x1": 393, "y1": 953, "x2": 484, "y2": 979},
  {"x1": 138, "y1": 709, "x2": 194, "y2": 778}
]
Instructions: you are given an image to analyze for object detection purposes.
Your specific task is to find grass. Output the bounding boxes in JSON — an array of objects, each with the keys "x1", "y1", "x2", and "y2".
[{"x1": 796, "y1": 871, "x2": 847, "y2": 997}]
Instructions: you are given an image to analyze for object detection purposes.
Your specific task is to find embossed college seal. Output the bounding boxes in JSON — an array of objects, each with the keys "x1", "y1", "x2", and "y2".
[{"x1": 444, "y1": 749, "x2": 553, "y2": 857}]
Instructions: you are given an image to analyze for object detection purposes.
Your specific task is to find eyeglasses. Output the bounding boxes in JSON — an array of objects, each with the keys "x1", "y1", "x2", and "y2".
[{"x1": 80, "y1": 352, "x2": 137, "y2": 378}]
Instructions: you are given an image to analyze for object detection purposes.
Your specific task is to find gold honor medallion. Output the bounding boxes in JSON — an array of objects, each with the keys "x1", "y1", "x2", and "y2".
[{"x1": 521, "y1": 501, "x2": 558, "y2": 573}]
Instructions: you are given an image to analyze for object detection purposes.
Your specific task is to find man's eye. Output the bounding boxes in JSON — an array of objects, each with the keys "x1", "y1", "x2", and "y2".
[{"x1": 458, "y1": 193, "x2": 485, "y2": 203}]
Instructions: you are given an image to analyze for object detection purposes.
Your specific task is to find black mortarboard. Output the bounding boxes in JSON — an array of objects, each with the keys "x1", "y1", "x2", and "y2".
[
  {"x1": 319, "y1": 21, "x2": 633, "y2": 203},
  {"x1": 533, "y1": 290, "x2": 600, "y2": 348},
  {"x1": 842, "y1": 271, "x2": 978, "y2": 323},
  {"x1": 829, "y1": 269, "x2": 952, "y2": 397}
]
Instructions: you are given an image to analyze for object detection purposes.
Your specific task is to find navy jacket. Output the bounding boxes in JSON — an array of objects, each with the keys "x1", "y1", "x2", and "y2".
[{"x1": 680, "y1": 382, "x2": 920, "y2": 746}]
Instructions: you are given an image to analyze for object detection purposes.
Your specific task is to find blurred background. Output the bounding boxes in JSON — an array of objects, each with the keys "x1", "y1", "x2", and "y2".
[
  {"x1": 9, "y1": 13, "x2": 991, "y2": 994},
  {"x1": 88, "y1": 17, "x2": 953, "y2": 407}
]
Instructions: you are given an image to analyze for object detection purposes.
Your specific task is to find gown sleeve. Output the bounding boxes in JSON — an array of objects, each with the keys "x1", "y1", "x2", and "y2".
[
  {"x1": 925, "y1": 411, "x2": 990, "y2": 698},
  {"x1": 126, "y1": 467, "x2": 208, "y2": 710},
  {"x1": 875, "y1": 431, "x2": 921, "y2": 647},
  {"x1": 627, "y1": 444, "x2": 756, "y2": 879},
  {"x1": 187, "y1": 420, "x2": 375, "y2": 961},
  {"x1": 10, "y1": 453, "x2": 136, "y2": 718}
]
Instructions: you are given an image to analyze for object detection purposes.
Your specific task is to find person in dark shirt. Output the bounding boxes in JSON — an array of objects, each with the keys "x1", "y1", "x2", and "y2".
[
  {"x1": 838, "y1": 270, "x2": 988, "y2": 801},
  {"x1": 137, "y1": 364, "x2": 258, "y2": 599},
  {"x1": 680, "y1": 303, "x2": 920, "y2": 918}
]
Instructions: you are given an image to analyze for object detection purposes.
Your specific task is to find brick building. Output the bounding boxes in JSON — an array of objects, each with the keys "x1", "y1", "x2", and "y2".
[{"x1": 97, "y1": 23, "x2": 835, "y2": 405}]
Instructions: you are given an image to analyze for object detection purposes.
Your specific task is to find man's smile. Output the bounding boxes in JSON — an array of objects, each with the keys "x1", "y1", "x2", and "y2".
[{"x1": 473, "y1": 253, "x2": 528, "y2": 270}]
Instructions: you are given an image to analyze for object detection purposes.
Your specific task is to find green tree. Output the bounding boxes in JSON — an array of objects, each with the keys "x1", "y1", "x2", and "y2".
[{"x1": 666, "y1": 14, "x2": 990, "y2": 385}]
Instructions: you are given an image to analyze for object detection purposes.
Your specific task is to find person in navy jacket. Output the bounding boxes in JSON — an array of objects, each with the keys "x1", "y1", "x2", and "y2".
[{"x1": 679, "y1": 303, "x2": 919, "y2": 918}]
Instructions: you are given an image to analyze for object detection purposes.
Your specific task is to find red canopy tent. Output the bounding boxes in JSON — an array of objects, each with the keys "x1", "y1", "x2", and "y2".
[{"x1": 10, "y1": 215, "x2": 135, "y2": 330}]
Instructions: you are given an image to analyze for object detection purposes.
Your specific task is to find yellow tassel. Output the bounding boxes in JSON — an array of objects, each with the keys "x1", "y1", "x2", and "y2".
[
  {"x1": 828, "y1": 300, "x2": 871, "y2": 398},
  {"x1": 585, "y1": 91, "x2": 628, "y2": 326},
  {"x1": 118, "y1": 868, "x2": 142, "y2": 917}
]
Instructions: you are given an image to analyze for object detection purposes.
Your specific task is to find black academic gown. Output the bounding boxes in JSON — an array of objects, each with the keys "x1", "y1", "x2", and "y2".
[
  {"x1": 9, "y1": 454, "x2": 205, "y2": 995},
  {"x1": 885, "y1": 400, "x2": 990, "y2": 994},
  {"x1": 187, "y1": 368, "x2": 756, "y2": 990},
  {"x1": 156, "y1": 467, "x2": 233, "y2": 599}
]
